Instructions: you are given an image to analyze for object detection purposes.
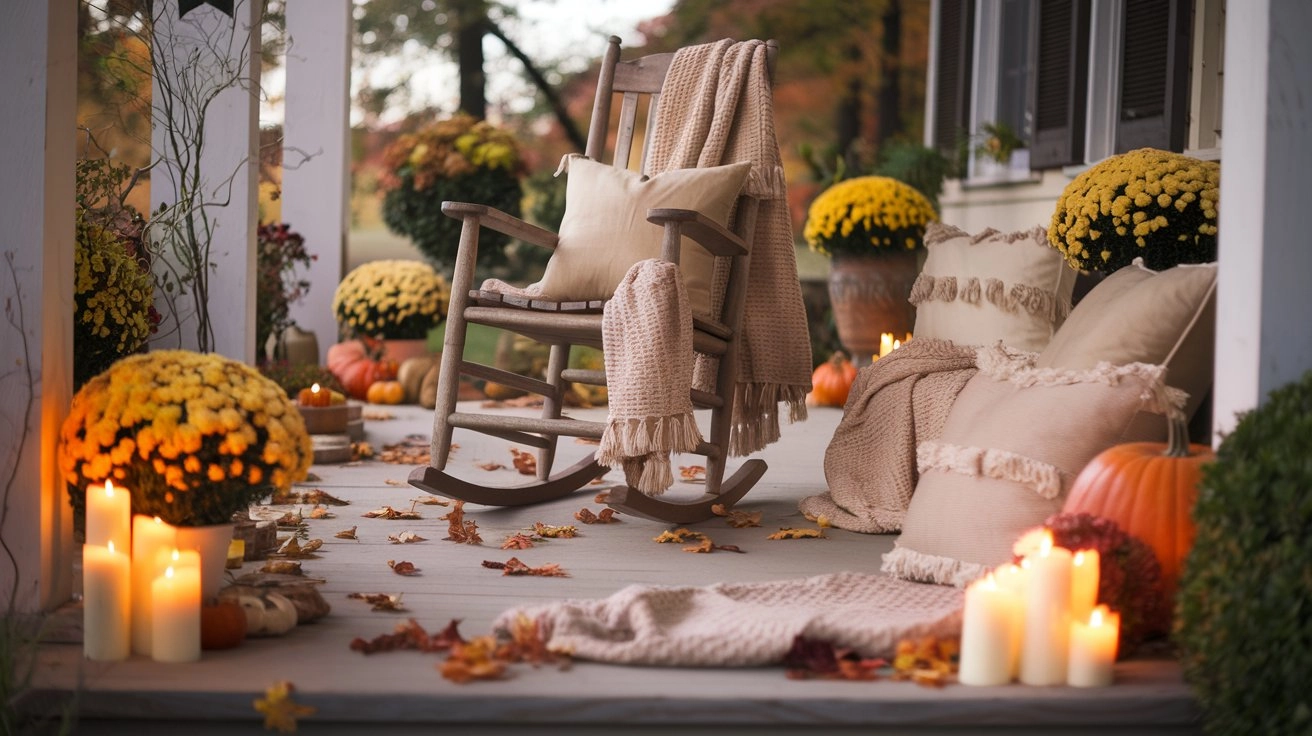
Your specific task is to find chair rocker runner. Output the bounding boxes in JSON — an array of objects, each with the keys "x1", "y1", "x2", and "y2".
[{"x1": 409, "y1": 36, "x2": 799, "y2": 524}]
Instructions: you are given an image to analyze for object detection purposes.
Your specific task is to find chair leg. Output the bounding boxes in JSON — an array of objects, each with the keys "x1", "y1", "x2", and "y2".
[
  {"x1": 430, "y1": 216, "x2": 480, "y2": 471},
  {"x1": 535, "y1": 343, "x2": 570, "y2": 481}
]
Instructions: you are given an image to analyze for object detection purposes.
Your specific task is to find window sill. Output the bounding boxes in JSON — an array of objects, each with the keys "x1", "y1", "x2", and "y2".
[{"x1": 960, "y1": 170, "x2": 1044, "y2": 190}]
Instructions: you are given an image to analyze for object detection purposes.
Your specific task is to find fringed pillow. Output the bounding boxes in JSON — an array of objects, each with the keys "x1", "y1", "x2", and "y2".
[
  {"x1": 909, "y1": 224, "x2": 1078, "y2": 352},
  {"x1": 881, "y1": 344, "x2": 1184, "y2": 587},
  {"x1": 534, "y1": 156, "x2": 751, "y2": 317}
]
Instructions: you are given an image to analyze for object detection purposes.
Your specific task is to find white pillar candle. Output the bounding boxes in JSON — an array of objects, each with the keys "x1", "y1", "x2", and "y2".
[
  {"x1": 83, "y1": 541, "x2": 130, "y2": 661},
  {"x1": 85, "y1": 479, "x2": 131, "y2": 550},
  {"x1": 1068, "y1": 604, "x2": 1120, "y2": 687},
  {"x1": 130, "y1": 515, "x2": 178, "y2": 656},
  {"x1": 1019, "y1": 531, "x2": 1073, "y2": 686},
  {"x1": 878, "y1": 332, "x2": 895, "y2": 359},
  {"x1": 151, "y1": 550, "x2": 201, "y2": 663},
  {"x1": 959, "y1": 571, "x2": 1023, "y2": 686},
  {"x1": 993, "y1": 562, "x2": 1028, "y2": 678},
  {"x1": 1070, "y1": 548, "x2": 1101, "y2": 624}
]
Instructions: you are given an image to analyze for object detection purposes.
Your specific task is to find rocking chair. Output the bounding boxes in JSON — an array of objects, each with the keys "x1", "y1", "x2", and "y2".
[{"x1": 408, "y1": 37, "x2": 784, "y2": 524}]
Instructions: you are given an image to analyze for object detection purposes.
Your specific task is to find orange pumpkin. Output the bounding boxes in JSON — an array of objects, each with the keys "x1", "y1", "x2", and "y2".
[
  {"x1": 1063, "y1": 415, "x2": 1214, "y2": 597},
  {"x1": 200, "y1": 600, "x2": 248, "y2": 650},
  {"x1": 327, "y1": 341, "x2": 388, "y2": 400},
  {"x1": 809, "y1": 351, "x2": 858, "y2": 407},
  {"x1": 366, "y1": 380, "x2": 405, "y2": 405}
]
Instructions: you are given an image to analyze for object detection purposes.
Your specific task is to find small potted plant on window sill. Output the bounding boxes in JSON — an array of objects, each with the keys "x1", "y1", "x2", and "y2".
[{"x1": 973, "y1": 121, "x2": 1028, "y2": 178}]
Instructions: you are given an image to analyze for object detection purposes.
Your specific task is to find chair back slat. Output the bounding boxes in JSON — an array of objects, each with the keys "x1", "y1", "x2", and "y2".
[{"x1": 613, "y1": 92, "x2": 641, "y2": 170}]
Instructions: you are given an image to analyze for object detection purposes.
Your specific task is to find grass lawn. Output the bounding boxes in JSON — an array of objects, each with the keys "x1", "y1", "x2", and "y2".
[{"x1": 430, "y1": 321, "x2": 501, "y2": 366}]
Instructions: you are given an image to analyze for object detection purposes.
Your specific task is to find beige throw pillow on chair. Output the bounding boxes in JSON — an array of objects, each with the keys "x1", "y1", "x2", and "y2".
[
  {"x1": 534, "y1": 156, "x2": 752, "y2": 317},
  {"x1": 881, "y1": 344, "x2": 1182, "y2": 587},
  {"x1": 909, "y1": 223, "x2": 1078, "y2": 352}
]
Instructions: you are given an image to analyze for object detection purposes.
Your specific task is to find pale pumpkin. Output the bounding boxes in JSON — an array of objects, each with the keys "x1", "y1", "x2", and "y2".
[
  {"x1": 1063, "y1": 415, "x2": 1214, "y2": 597},
  {"x1": 397, "y1": 355, "x2": 440, "y2": 403},
  {"x1": 809, "y1": 351, "x2": 858, "y2": 407},
  {"x1": 327, "y1": 341, "x2": 396, "y2": 400}
]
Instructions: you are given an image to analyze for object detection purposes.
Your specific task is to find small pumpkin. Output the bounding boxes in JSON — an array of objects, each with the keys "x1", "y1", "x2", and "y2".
[
  {"x1": 1063, "y1": 414, "x2": 1215, "y2": 597},
  {"x1": 366, "y1": 379, "x2": 405, "y2": 405},
  {"x1": 327, "y1": 340, "x2": 387, "y2": 399},
  {"x1": 809, "y1": 351, "x2": 858, "y2": 407},
  {"x1": 482, "y1": 381, "x2": 526, "y2": 401},
  {"x1": 200, "y1": 600, "x2": 248, "y2": 650}
]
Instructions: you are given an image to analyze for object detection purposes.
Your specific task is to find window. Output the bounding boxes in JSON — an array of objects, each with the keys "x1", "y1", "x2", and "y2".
[{"x1": 928, "y1": 0, "x2": 1200, "y2": 176}]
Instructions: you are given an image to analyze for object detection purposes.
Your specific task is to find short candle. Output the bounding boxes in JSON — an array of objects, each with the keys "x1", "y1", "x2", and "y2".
[
  {"x1": 83, "y1": 540, "x2": 130, "y2": 661},
  {"x1": 959, "y1": 572, "x2": 1023, "y2": 686},
  {"x1": 1068, "y1": 604, "x2": 1120, "y2": 687}
]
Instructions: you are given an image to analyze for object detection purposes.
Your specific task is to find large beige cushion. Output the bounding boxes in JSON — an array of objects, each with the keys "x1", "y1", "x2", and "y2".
[
  {"x1": 910, "y1": 223, "x2": 1078, "y2": 352},
  {"x1": 534, "y1": 157, "x2": 751, "y2": 317},
  {"x1": 1036, "y1": 259, "x2": 1217, "y2": 426},
  {"x1": 881, "y1": 345, "x2": 1178, "y2": 587}
]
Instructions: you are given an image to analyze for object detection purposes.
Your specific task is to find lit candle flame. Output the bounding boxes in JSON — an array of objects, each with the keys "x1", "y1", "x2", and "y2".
[
  {"x1": 165, "y1": 566, "x2": 175, "y2": 580},
  {"x1": 1090, "y1": 606, "x2": 1105, "y2": 627},
  {"x1": 107, "y1": 540, "x2": 116, "y2": 554},
  {"x1": 311, "y1": 382, "x2": 321, "y2": 394},
  {"x1": 105, "y1": 479, "x2": 115, "y2": 497},
  {"x1": 1038, "y1": 529, "x2": 1054, "y2": 557}
]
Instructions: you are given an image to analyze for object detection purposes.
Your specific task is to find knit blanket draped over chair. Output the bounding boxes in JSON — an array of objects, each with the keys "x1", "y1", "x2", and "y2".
[{"x1": 798, "y1": 339, "x2": 979, "y2": 533}]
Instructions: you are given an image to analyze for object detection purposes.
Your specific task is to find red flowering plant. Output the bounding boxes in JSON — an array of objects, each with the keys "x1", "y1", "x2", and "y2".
[{"x1": 256, "y1": 222, "x2": 315, "y2": 364}]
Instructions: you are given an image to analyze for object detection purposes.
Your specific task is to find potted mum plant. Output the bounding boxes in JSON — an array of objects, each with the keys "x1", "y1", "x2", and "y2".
[
  {"x1": 58, "y1": 350, "x2": 313, "y2": 597},
  {"x1": 255, "y1": 222, "x2": 315, "y2": 366},
  {"x1": 379, "y1": 114, "x2": 526, "y2": 273},
  {"x1": 332, "y1": 259, "x2": 450, "y2": 365},
  {"x1": 1048, "y1": 147, "x2": 1219, "y2": 273},
  {"x1": 804, "y1": 175, "x2": 938, "y2": 359}
]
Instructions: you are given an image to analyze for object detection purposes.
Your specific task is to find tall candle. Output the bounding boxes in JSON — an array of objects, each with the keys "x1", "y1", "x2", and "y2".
[
  {"x1": 1070, "y1": 548, "x2": 1101, "y2": 624},
  {"x1": 85, "y1": 479, "x2": 131, "y2": 550},
  {"x1": 1068, "y1": 605, "x2": 1120, "y2": 687},
  {"x1": 993, "y1": 562, "x2": 1027, "y2": 678},
  {"x1": 1019, "y1": 531, "x2": 1073, "y2": 685},
  {"x1": 131, "y1": 515, "x2": 177, "y2": 656},
  {"x1": 878, "y1": 332, "x2": 895, "y2": 359},
  {"x1": 151, "y1": 551, "x2": 201, "y2": 663},
  {"x1": 83, "y1": 541, "x2": 130, "y2": 661},
  {"x1": 959, "y1": 572, "x2": 1023, "y2": 686}
]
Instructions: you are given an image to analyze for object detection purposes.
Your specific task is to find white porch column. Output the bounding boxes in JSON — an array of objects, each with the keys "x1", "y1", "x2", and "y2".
[
  {"x1": 283, "y1": 0, "x2": 353, "y2": 361},
  {"x1": 149, "y1": 0, "x2": 261, "y2": 362},
  {"x1": 1213, "y1": 0, "x2": 1312, "y2": 438},
  {"x1": 0, "y1": 0, "x2": 76, "y2": 612}
]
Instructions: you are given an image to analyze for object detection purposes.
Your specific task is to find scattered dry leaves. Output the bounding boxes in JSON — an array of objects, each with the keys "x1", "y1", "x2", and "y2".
[
  {"x1": 440, "y1": 636, "x2": 507, "y2": 684},
  {"x1": 501, "y1": 533, "x2": 537, "y2": 550},
  {"x1": 362, "y1": 505, "x2": 423, "y2": 521},
  {"x1": 803, "y1": 511, "x2": 833, "y2": 528},
  {"x1": 593, "y1": 492, "x2": 611, "y2": 504},
  {"x1": 783, "y1": 636, "x2": 886, "y2": 681},
  {"x1": 532, "y1": 522, "x2": 577, "y2": 539},
  {"x1": 378, "y1": 435, "x2": 431, "y2": 465},
  {"x1": 681, "y1": 537, "x2": 745, "y2": 554},
  {"x1": 350, "y1": 441, "x2": 375, "y2": 461},
  {"x1": 441, "y1": 500, "x2": 483, "y2": 545},
  {"x1": 476, "y1": 461, "x2": 506, "y2": 471},
  {"x1": 361, "y1": 409, "x2": 395, "y2": 421},
  {"x1": 259, "y1": 560, "x2": 303, "y2": 576},
  {"x1": 712, "y1": 504, "x2": 762, "y2": 528},
  {"x1": 253, "y1": 680, "x2": 315, "y2": 733},
  {"x1": 890, "y1": 636, "x2": 959, "y2": 687},
  {"x1": 383, "y1": 479, "x2": 405, "y2": 487},
  {"x1": 350, "y1": 618, "x2": 465, "y2": 654},
  {"x1": 679, "y1": 465, "x2": 706, "y2": 483},
  {"x1": 410, "y1": 495, "x2": 451, "y2": 506},
  {"x1": 482, "y1": 557, "x2": 569, "y2": 577},
  {"x1": 334, "y1": 526, "x2": 359, "y2": 540},
  {"x1": 306, "y1": 505, "x2": 334, "y2": 520},
  {"x1": 574, "y1": 507, "x2": 620, "y2": 524},
  {"x1": 767, "y1": 528, "x2": 827, "y2": 540},
  {"x1": 653, "y1": 528, "x2": 701, "y2": 544},
  {"x1": 346, "y1": 592, "x2": 407, "y2": 612},
  {"x1": 273, "y1": 537, "x2": 322, "y2": 558},
  {"x1": 495, "y1": 614, "x2": 567, "y2": 668},
  {"x1": 509, "y1": 448, "x2": 537, "y2": 476},
  {"x1": 388, "y1": 531, "x2": 426, "y2": 544},
  {"x1": 388, "y1": 559, "x2": 420, "y2": 576},
  {"x1": 270, "y1": 488, "x2": 349, "y2": 506},
  {"x1": 272, "y1": 510, "x2": 304, "y2": 528}
]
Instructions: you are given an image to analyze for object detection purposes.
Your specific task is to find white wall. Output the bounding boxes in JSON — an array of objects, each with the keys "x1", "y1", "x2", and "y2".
[
  {"x1": 0, "y1": 0, "x2": 76, "y2": 612},
  {"x1": 936, "y1": 171, "x2": 1069, "y2": 234},
  {"x1": 283, "y1": 0, "x2": 353, "y2": 362}
]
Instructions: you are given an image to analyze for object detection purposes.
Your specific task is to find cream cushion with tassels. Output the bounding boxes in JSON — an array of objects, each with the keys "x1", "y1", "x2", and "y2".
[
  {"x1": 910, "y1": 223, "x2": 1078, "y2": 352},
  {"x1": 881, "y1": 344, "x2": 1184, "y2": 587},
  {"x1": 534, "y1": 157, "x2": 751, "y2": 318}
]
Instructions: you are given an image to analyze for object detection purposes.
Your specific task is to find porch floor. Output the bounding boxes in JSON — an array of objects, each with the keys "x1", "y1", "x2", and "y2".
[{"x1": 31, "y1": 401, "x2": 1202, "y2": 733}]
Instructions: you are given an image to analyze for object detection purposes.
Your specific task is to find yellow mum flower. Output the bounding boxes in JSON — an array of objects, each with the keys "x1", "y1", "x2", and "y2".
[
  {"x1": 332, "y1": 260, "x2": 450, "y2": 340},
  {"x1": 803, "y1": 176, "x2": 937, "y2": 258}
]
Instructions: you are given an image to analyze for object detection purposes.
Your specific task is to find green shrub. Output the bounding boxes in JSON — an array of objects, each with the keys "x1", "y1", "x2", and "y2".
[{"x1": 1176, "y1": 370, "x2": 1312, "y2": 735}]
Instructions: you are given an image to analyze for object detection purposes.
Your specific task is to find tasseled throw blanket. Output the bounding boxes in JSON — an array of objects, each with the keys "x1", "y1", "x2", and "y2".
[
  {"x1": 492, "y1": 571, "x2": 964, "y2": 666},
  {"x1": 649, "y1": 39, "x2": 813, "y2": 457},
  {"x1": 798, "y1": 339, "x2": 979, "y2": 533},
  {"x1": 597, "y1": 261, "x2": 702, "y2": 494}
]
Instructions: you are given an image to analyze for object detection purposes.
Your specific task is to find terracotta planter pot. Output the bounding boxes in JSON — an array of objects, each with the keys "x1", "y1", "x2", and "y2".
[
  {"x1": 827, "y1": 251, "x2": 920, "y2": 360},
  {"x1": 381, "y1": 338, "x2": 432, "y2": 365}
]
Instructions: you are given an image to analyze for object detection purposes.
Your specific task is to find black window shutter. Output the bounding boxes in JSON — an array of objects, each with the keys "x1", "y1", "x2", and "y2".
[
  {"x1": 1030, "y1": 0, "x2": 1091, "y2": 168},
  {"x1": 1115, "y1": 0, "x2": 1192, "y2": 152},
  {"x1": 932, "y1": 0, "x2": 975, "y2": 159}
]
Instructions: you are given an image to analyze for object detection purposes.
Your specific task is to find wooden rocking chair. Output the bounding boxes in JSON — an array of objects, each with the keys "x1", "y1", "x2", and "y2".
[{"x1": 408, "y1": 36, "x2": 780, "y2": 524}]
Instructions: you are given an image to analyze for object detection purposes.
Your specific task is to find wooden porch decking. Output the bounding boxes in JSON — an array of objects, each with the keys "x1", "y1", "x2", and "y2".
[{"x1": 29, "y1": 402, "x2": 1202, "y2": 733}]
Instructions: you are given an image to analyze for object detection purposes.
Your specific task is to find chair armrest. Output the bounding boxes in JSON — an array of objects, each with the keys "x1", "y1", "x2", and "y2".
[
  {"x1": 442, "y1": 201, "x2": 559, "y2": 249},
  {"x1": 647, "y1": 208, "x2": 748, "y2": 257}
]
